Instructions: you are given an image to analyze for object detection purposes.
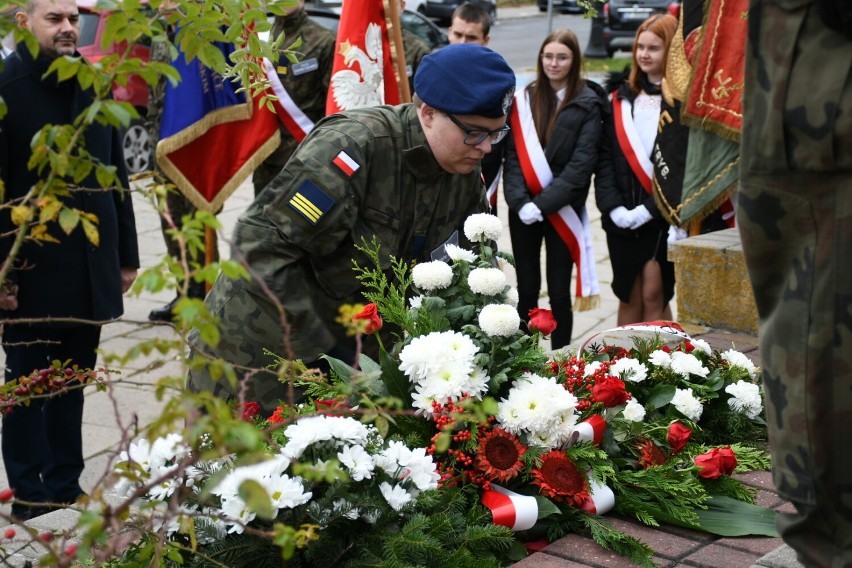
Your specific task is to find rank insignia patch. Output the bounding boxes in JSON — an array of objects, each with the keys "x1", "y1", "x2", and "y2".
[
  {"x1": 332, "y1": 150, "x2": 360, "y2": 177},
  {"x1": 288, "y1": 179, "x2": 335, "y2": 225}
]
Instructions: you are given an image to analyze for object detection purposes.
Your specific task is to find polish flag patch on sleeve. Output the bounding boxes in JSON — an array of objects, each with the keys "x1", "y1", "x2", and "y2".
[{"x1": 332, "y1": 150, "x2": 360, "y2": 177}]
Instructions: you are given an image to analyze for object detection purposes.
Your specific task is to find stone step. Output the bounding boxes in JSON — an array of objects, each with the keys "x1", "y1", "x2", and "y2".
[{"x1": 668, "y1": 228, "x2": 758, "y2": 335}]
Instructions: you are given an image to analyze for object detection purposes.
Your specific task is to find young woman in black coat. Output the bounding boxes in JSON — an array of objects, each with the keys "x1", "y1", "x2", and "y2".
[
  {"x1": 503, "y1": 29, "x2": 604, "y2": 348},
  {"x1": 595, "y1": 14, "x2": 678, "y2": 325}
]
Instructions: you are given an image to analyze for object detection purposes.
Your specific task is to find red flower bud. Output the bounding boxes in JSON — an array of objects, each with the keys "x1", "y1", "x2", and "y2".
[
  {"x1": 590, "y1": 376, "x2": 629, "y2": 407},
  {"x1": 667, "y1": 422, "x2": 692, "y2": 454},
  {"x1": 4, "y1": 528, "x2": 15, "y2": 539},
  {"x1": 38, "y1": 532, "x2": 53, "y2": 543},
  {"x1": 352, "y1": 303, "x2": 383, "y2": 334},
  {"x1": 64, "y1": 544, "x2": 78, "y2": 556},
  {"x1": 238, "y1": 401, "x2": 260, "y2": 421},
  {"x1": 694, "y1": 446, "x2": 738, "y2": 479},
  {"x1": 528, "y1": 308, "x2": 557, "y2": 336},
  {"x1": 0, "y1": 488, "x2": 13, "y2": 503}
]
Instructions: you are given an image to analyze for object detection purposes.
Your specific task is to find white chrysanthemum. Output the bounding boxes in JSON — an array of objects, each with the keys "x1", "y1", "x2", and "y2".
[
  {"x1": 504, "y1": 286, "x2": 519, "y2": 307},
  {"x1": 267, "y1": 474, "x2": 312, "y2": 511},
  {"x1": 398, "y1": 330, "x2": 477, "y2": 382},
  {"x1": 671, "y1": 387, "x2": 703, "y2": 421},
  {"x1": 219, "y1": 495, "x2": 256, "y2": 534},
  {"x1": 281, "y1": 415, "x2": 370, "y2": 459},
  {"x1": 374, "y1": 441, "x2": 439, "y2": 491},
  {"x1": 337, "y1": 445, "x2": 375, "y2": 481},
  {"x1": 722, "y1": 349, "x2": 758, "y2": 378},
  {"x1": 691, "y1": 339, "x2": 712, "y2": 356},
  {"x1": 411, "y1": 260, "x2": 453, "y2": 291},
  {"x1": 379, "y1": 482, "x2": 414, "y2": 511},
  {"x1": 478, "y1": 304, "x2": 521, "y2": 337},
  {"x1": 467, "y1": 267, "x2": 507, "y2": 296},
  {"x1": 648, "y1": 350, "x2": 671, "y2": 368},
  {"x1": 610, "y1": 357, "x2": 648, "y2": 383},
  {"x1": 670, "y1": 351, "x2": 710, "y2": 379},
  {"x1": 725, "y1": 380, "x2": 763, "y2": 419},
  {"x1": 463, "y1": 213, "x2": 503, "y2": 242},
  {"x1": 622, "y1": 398, "x2": 646, "y2": 422},
  {"x1": 409, "y1": 295, "x2": 423, "y2": 309},
  {"x1": 445, "y1": 243, "x2": 477, "y2": 263},
  {"x1": 497, "y1": 373, "x2": 579, "y2": 448}
]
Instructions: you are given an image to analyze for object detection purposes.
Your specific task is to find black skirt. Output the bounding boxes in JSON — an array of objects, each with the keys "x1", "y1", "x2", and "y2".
[{"x1": 606, "y1": 224, "x2": 676, "y2": 304}]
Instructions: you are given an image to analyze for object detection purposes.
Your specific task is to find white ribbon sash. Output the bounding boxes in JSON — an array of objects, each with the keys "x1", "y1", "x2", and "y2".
[
  {"x1": 262, "y1": 57, "x2": 315, "y2": 143},
  {"x1": 509, "y1": 90, "x2": 600, "y2": 310},
  {"x1": 612, "y1": 95, "x2": 653, "y2": 195}
]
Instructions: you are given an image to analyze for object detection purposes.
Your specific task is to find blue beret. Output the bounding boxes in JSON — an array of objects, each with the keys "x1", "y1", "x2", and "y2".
[{"x1": 414, "y1": 44, "x2": 516, "y2": 118}]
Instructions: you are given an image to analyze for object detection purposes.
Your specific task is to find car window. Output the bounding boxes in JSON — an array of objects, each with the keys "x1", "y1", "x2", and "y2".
[{"x1": 78, "y1": 12, "x2": 99, "y2": 48}]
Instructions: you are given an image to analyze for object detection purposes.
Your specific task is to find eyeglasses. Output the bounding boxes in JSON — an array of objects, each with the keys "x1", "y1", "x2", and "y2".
[
  {"x1": 541, "y1": 53, "x2": 572, "y2": 64},
  {"x1": 445, "y1": 113, "x2": 510, "y2": 146}
]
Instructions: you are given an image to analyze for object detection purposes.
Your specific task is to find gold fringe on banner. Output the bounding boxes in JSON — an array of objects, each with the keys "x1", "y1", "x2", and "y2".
[{"x1": 574, "y1": 294, "x2": 600, "y2": 313}]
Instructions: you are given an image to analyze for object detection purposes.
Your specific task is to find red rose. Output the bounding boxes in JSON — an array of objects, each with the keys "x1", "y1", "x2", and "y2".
[
  {"x1": 667, "y1": 422, "x2": 692, "y2": 454},
  {"x1": 268, "y1": 406, "x2": 286, "y2": 424},
  {"x1": 591, "y1": 376, "x2": 629, "y2": 407},
  {"x1": 694, "y1": 447, "x2": 738, "y2": 479},
  {"x1": 352, "y1": 303, "x2": 382, "y2": 334},
  {"x1": 238, "y1": 401, "x2": 260, "y2": 421},
  {"x1": 315, "y1": 398, "x2": 351, "y2": 416},
  {"x1": 528, "y1": 308, "x2": 558, "y2": 336}
]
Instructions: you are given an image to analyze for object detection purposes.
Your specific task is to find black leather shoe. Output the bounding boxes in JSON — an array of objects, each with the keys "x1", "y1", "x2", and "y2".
[
  {"x1": 148, "y1": 284, "x2": 207, "y2": 323},
  {"x1": 148, "y1": 295, "x2": 180, "y2": 323}
]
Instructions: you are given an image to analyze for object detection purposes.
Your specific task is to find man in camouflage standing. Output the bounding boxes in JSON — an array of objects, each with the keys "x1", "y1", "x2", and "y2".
[
  {"x1": 737, "y1": 0, "x2": 852, "y2": 564},
  {"x1": 252, "y1": 0, "x2": 334, "y2": 196},
  {"x1": 187, "y1": 44, "x2": 515, "y2": 413}
]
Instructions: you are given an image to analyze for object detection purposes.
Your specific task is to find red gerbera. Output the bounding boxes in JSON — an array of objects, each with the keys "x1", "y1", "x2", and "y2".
[
  {"x1": 475, "y1": 428, "x2": 527, "y2": 483},
  {"x1": 530, "y1": 450, "x2": 590, "y2": 507},
  {"x1": 268, "y1": 405, "x2": 286, "y2": 424},
  {"x1": 636, "y1": 438, "x2": 668, "y2": 469}
]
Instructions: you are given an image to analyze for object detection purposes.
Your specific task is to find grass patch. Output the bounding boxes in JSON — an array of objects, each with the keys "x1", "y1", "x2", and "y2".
[{"x1": 583, "y1": 58, "x2": 630, "y2": 74}]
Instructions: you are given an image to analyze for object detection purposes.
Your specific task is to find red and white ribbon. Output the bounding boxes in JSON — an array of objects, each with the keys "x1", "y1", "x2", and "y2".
[
  {"x1": 613, "y1": 94, "x2": 653, "y2": 195},
  {"x1": 578, "y1": 470, "x2": 615, "y2": 515},
  {"x1": 509, "y1": 90, "x2": 600, "y2": 308},
  {"x1": 574, "y1": 414, "x2": 606, "y2": 446},
  {"x1": 481, "y1": 484, "x2": 538, "y2": 531},
  {"x1": 262, "y1": 57, "x2": 315, "y2": 143}
]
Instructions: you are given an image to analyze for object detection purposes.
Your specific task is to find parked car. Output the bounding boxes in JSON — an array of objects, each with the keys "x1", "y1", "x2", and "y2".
[
  {"x1": 421, "y1": 0, "x2": 496, "y2": 26},
  {"x1": 304, "y1": 6, "x2": 449, "y2": 51},
  {"x1": 589, "y1": 0, "x2": 680, "y2": 58},
  {"x1": 537, "y1": 0, "x2": 583, "y2": 15},
  {"x1": 77, "y1": 0, "x2": 154, "y2": 174}
]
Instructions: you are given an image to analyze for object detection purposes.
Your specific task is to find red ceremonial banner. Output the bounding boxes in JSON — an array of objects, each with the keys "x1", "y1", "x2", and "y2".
[
  {"x1": 326, "y1": 0, "x2": 401, "y2": 114},
  {"x1": 682, "y1": 0, "x2": 749, "y2": 141}
]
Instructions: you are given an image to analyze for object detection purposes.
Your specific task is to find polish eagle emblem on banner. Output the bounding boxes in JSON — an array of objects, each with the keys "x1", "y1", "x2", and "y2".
[
  {"x1": 330, "y1": 23, "x2": 385, "y2": 110},
  {"x1": 326, "y1": 0, "x2": 400, "y2": 115}
]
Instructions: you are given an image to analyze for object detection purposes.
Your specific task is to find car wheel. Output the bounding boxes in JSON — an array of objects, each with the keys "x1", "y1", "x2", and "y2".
[{"x1": 122, "y1": 117, "x2": 153, "y2": 174}]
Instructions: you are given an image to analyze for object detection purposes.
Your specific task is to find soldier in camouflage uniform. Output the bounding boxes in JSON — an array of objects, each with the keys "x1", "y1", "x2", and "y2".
[
  {"x1": 252, "y1": 0, "x2": 335, "y2": 196},
  {"x1": 400, "y1": 0, "x2": 430, "y2": 95},
  {"x1": 147, "y1": 30, "x2": 216, "y2": 322},
  {"x1": 737, "y1": 0, "x2": 852, "y2": 564},
  {"x1": 187, "y1": 44, "x2": 515, "y2": 413}
]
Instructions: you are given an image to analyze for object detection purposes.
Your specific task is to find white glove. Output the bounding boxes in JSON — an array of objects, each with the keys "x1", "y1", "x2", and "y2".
[
  {"x1": 609, "y1": 206, "x2": 631, "y2": 229},
  {"x1": 667, "y1": 225, "x2": 688, "y2": 243},
  {"x1": 518, "y1": 202, "x2": 544, "y2": 225},
  {"x1": 627, "y1": 205, "x2": 653, "y2": 230}
]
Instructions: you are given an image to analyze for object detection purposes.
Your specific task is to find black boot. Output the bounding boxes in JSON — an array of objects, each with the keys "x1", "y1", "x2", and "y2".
[{"x1": 148, "y1": 283, "x2": 207, "y2": 323}]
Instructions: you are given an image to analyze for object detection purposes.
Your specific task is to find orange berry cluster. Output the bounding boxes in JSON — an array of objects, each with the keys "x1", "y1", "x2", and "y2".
[{"x1": 0, "y1": 366, "x2": 102, "y2": 415}]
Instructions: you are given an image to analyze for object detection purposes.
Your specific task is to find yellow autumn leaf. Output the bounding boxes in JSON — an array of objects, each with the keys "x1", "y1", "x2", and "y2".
[
  {"x1": 81, "y1": 217, "x2": 100, "y2": 246},
  {"x1": 10, "y1": 205, "x2": 33, "y2": 226},
  {"x1": 30, "y1": 225, "x2": 60, "y2": 243}
]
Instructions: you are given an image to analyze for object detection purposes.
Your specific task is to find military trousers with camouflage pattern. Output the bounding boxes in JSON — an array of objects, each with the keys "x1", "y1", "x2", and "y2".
[{"x1": 739, "y1": 170, "x2": 852, "y2": 566}]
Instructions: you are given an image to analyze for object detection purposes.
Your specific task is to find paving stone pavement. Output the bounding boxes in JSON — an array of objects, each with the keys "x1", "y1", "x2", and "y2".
[{"x1": 0, "y1": 168, "x2": 801, "y2": 567}]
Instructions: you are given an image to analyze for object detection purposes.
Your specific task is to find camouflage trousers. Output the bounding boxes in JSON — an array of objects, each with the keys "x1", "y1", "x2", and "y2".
[{"x1": 738, "y1": 172, "x2": 852, "y2": 566}]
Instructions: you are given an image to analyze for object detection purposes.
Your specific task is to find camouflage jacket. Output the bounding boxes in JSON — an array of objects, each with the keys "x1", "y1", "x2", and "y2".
[
  {"x1": 191, "y1": 103, "x2": 488, "y2": 366},
  {"x1": 264, "y1": 9, "x2": 336, "y2": 167},
  {"x1": 402, "y1": 28, "x2": 429, "y2": 94}
]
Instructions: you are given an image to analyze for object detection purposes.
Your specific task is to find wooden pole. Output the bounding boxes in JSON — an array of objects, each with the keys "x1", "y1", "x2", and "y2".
[
  {"x1": 204, "y1": 225, "x2": 214, "y2": 293},
  {"x1": 384, "y1": 0, "x2": 411, "y2": 103}
]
